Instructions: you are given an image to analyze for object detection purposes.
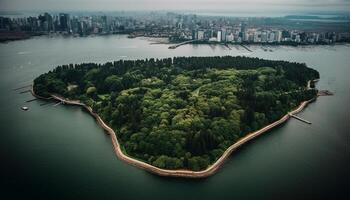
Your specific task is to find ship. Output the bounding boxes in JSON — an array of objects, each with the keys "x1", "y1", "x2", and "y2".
[{"x1": 21, "y1": 106, "x2": 29, "y2": 111}]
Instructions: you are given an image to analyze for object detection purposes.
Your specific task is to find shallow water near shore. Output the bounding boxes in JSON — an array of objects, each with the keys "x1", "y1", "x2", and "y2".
[{"x1": 0, "y1": 35, "x2": 349, "y2": 199}]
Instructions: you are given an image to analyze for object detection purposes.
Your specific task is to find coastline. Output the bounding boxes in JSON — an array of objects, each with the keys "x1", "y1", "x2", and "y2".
[
  {"x1": 31, "y1": 85, "x2": 316, "y2": 178},
  {"x1": 2, "y1": 33, "x2": 349, "y2": 47}
]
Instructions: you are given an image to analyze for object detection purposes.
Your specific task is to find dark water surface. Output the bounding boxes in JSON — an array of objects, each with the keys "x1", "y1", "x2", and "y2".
[{"x1": 1, "y1": 35, "x2": 349, "y2": 199}]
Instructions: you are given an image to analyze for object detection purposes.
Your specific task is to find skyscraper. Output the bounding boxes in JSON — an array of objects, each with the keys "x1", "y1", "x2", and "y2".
[
  {"x1": 44, "y1": 13, "x2": 53, "y2": 32},
  {"x1": 221, "y1": 28, "x2": 226, "y2": 42},
  {"x1": 217, "y1": 30, "x2": 222, "y2": 42},
  {"x1": 240, "y1": 23, "x2": 247, "y2": 39},
  {"x1": 59, "y1": 13, "x2": 70, "y2": 32},
  {"x1": 192, "y1": 30, "x2": 198, "y2": 40}
]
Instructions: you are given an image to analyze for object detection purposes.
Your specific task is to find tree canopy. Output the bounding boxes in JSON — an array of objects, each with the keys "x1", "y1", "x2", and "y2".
[{"x1": 34, "y1": 56, "x2": 319, "y2": 171}]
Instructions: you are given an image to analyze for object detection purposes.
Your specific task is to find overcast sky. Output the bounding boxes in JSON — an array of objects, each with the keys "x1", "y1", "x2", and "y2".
[{"x1": 1, "y1": 0, "x2": 350, "y2": 12}]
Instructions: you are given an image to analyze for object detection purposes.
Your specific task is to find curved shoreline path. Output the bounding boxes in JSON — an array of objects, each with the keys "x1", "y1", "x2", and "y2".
[{"x1": 31, "y1": 85, "x2": 316, "y2": 178}]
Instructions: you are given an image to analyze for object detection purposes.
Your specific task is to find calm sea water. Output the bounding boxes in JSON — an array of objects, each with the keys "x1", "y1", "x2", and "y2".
[{"x1": 0, "y1": 35, "x2": 349, "y2": 200}]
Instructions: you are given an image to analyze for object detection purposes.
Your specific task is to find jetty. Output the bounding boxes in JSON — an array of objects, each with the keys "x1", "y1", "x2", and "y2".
[
  {"x1": 168, "y1": 39, "x2": 199, "y2": 49},
  {"x1": 224, "y1": 43, "x2": 232, "y2": 50},
  {"x1": 13, "y1": 84, "x2": 31, "y2": 91},
  {"x1": 240, "y1": 44, "x2": 253, "y2": 52},
  {"x1": 19, "y1": 90, "x2": 31, "y2": 94},
  {"x1": 53, "y1": 101, "x2": 63, "y2": 107},
  {"x1": 26, "y1": 98, "x2": 38, "y2": 102},
  {"x1": 289, "y1": 113, "x2": 312, "y2": 124},
  {"x1": 318, "y1": 90, "x2": 334, "y2": 96},
  {"x1": 40, "y1": 102, "x2": 53, "y2": 106}
]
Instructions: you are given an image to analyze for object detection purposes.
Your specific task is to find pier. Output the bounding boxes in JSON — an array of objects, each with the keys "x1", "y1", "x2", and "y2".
[
  {"x1": 318, "y1": 90, "x2": 334, "y2": 96},
  {"x1": 19, "y1": 90, "x2": 31, "y2": 94},
  {"x1": 53, "y1": 101, "x2": 63, "y2": 107},
  {"x1": 240, "y1": 44, "x2": 253, "y2": 52},
  {"x1": 289, "y1": 113, "x2": 312, "y2": 124},
  {"x1": 26, "y1": 98, "x2": 38, "y2": 102},
  {"x1": 223, "y1": 43, "x2": 232, "y2": 50},
  {"x1": 168, "y1": 39, "x2": 199, "y2": 49},
  {"x1": 40, "y1": 102, "x2": 54, "y2": 106},
  {"x1": 13, "y1": 84, "x2": 31, "y2": 91}
]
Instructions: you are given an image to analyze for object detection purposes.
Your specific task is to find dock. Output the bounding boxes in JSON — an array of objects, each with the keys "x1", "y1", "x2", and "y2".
[
  {"x1": 53, "y1": 101, "x2": 63, "y2": 107},
  {"x1": 223, "y1": 43, "x2": 232, "y2": 50},
  {"x1": 19, "y1": 90, "x2": 31, "y2": 94},
  {"x1": 240, "y1": 44, "x2": 253, "y2": 52},
  {"x1": 289, "y1": 113, "x2": 312, "y2": 124},
  {"x1": 26, "y1": 98, "x2": 38, "y2": 102},
  {"x1": 168, "y1": 39, "x2": 199, "y2": 49},
  {"x1": 40, "y1": 101, "x2": 54, "y2": 106},
  {"x1": 318, "y1": 90, "x2": 334, "y2": 96},
  {"x1": 13, "y1": 84, "x2": 31, "y2": 91}
]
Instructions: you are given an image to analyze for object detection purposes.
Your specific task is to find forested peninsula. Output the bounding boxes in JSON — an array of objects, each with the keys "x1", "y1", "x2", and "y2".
[{"x1": 34, "y1": 56, "x2": 319, "y2": 171}]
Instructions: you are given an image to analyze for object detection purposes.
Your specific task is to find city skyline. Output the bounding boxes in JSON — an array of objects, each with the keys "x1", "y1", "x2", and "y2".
[{"x1": 2, "y1": 11, "x2": 349, "y2": 44}]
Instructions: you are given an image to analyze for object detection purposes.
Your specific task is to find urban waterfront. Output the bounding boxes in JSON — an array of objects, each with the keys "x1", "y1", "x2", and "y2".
[
  {"x1": 1, "y1": 35, "x2": 349, "y2": 199},
  {"x1": 2, "y1": 11, "x2": 350, "y2": 44}
]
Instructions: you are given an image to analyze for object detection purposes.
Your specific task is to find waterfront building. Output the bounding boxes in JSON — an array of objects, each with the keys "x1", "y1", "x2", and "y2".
[
  {"x1": 217, "y1": 30, "x2": 222, "y2": 42},
  {"x1": 59, "y1": 13, "x2": 70, "y2": 32},
  {"x1": 198, "y1": 30, "x2": 204, "y2": 40},
  {"x1": 192, "y1": 30, "x2": 198, "y2": 39},
  {"x1": 261, "y1": 31, "x2": 268, "y2": 43},
  {"x1": 268, "y1": 32, "x2": 275, "y2": 43},
  {"x1": 1, "y1": 12, "x2": 348, "y2": 44},
  {"x1": 209, "y1": 37, "x2": 217, "y2": 42},
  {"x1": 253, "y1": 31, "x2": 261, "y2": 43},
  {"x1": 221, "y1": 28, "x2": 226, "y2": 42},
  {"x1": 275, "y1": 30, "x2": 282, "y2": 42},
  {"x1": 226, "y1": 33, "x2": 234, "y2": 42}
]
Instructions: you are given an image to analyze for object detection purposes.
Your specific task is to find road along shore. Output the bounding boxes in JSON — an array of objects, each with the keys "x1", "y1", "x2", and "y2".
[{"x1": 31, "y1": 85, "x2": 316, "y2": 178}]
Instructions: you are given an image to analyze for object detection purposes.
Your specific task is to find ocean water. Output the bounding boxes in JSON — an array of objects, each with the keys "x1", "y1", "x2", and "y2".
[{"x1": 0, "y1": 35, "x2": 349, "y2": 199}]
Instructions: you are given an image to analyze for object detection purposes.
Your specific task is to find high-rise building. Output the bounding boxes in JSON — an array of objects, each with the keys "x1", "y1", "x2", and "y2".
[
  {"x1": 101, "y1": 16, "x2": 108, "y2": 32},
  {"x1": 253, "y1": 31, "x2": 261, "y2": 43},
  {"x1": 217, "y1": 30, "x2": 222, "y2": 42},
  {"x1": 197, "y1": 30, "x2": 204, "y2": 40},
  {"x1": 59, "y1": 13, "x2": 70, "y2": 32},
  {"x1": 315, "y1": 33, "x2": 320, "y2": 42},
  {"x1": 274, "y1": 30, "x2": 282, "y2": 42},
  {"x1": 71, "y1": 17, "x2": 79, "y2": 34},
  {"x1": 44, "y1": 13, "x2": 53, "y2": 32},
  {"x1": 268, "y1": 32, "x2": 275, "y2": 43},
  {"x1": 221, "y1": 28, "x2": 226, "y2": 42},
  {"x1": 261, "y1": 31, "x2": 268, "y2": 43},
  {"x1": 192, "y1": 30, "x2": 197, "y2": 39},
  {"x1": 240, "y1": 23, "x2": 247, "y2": 39},
  {"x1": 244, "y1": 32, "x2": 250, "y2": 42},
  {"x1": 226, "y1": 33, "x2": 234, "y2": 42}
]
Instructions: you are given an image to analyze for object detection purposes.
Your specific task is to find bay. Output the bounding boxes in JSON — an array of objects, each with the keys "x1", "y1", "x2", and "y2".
[{"x1": 1, "y1": 35, "x2": 349, "y2": 199}]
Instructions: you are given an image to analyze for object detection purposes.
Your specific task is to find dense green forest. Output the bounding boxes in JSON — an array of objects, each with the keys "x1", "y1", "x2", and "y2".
[{"x1": 34, "y1": 56, "x2": 319, "y2": 170}]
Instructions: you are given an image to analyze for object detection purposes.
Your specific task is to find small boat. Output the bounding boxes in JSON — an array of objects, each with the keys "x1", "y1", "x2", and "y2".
[{"x1": 21, "y1": 106, "x2": 29, "y2": 111}]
